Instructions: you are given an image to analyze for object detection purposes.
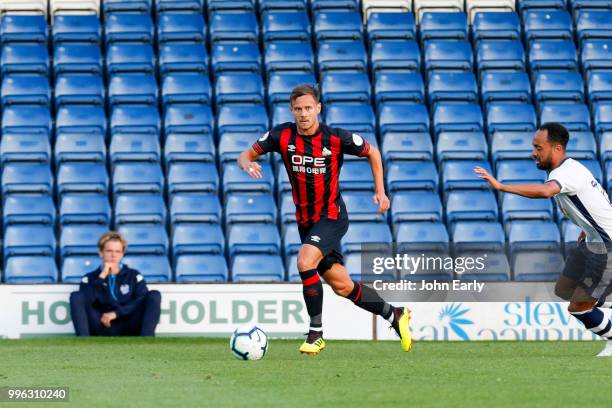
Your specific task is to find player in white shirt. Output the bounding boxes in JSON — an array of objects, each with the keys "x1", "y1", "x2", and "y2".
[{"x1": 474, "y1": 123, "x2": 612, "y2": 357}]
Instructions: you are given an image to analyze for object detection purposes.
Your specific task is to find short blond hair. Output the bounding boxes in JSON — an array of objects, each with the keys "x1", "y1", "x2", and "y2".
[{"x1": 98, "y1": 231, "x2": 128, "y2": 252}]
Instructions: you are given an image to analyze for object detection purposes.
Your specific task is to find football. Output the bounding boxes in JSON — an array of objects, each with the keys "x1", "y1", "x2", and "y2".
[{"x1": 230, "y1": 325, "x2": 268, "y2": 361}]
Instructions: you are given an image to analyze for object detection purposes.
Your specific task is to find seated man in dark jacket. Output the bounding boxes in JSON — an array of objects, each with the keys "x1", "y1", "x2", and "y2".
[{"x1": 70, "y1": 231, "x2": 161, "y2": 336}]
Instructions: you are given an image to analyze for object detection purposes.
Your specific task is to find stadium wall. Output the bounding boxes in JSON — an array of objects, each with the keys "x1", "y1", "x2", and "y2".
[{"x1": 0, "y1": 285, "x2": 603, "y2": 341}]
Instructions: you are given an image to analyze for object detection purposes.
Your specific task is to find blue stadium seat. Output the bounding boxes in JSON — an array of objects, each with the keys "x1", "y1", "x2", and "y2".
[
  {"x1": 566, "y1": 131, "x2": 597, "y2": 160},
  {"x1": 114, "y1": 194, "x2": 166, "y2": 225},
  {"x1": 534, "y1": 71, "x2": 585, "y2": 103},
  {"x1": 56, "y1": 105, "x2": 107, "y2": 136},
  {"x1": 168, "y1": 162, "x2": 219, "y2": 194},
  {"x1": 3, "y1": 195, "x2": 55, "y2": 226},
  {"x1": 442, "y1": 160, "x2": 492, "y2": 191},
  {"x1": 108, "y1": 74, "x2": 158, "y2": 106},
  {"x1": 386, "y1": 161, "x2": 438, "y2": 192},
  {"x1": 164, "y1": 134, "x2": 214, "y2": 164},
  {"x1": 208, "y1": 0, "x2": 256, "y2": 13},
  {"x1": 508, "y1": 220, "x2": 560, "y2": 254},
  {"x1": 599, "y1": 131, "x2": 612, "y2": 162},
  {"x1": 311, "y1": 0, "x2": 359, "y2": 12},
  {"x1": 1, "y1": 74, "x2": 50, "y2": 106},
  {"x1": 209, "y1": 12, "x2": 259, "y2": 43},
  {"x1": 282, "y1": 224, "x2": 301, "y2": 256},
  {"x1": 517, "y1": 0, "x2": 566, "y2": 13},
  {"x1": 228, "y1": 224, "x2": 281, "y2": 257},
  {"x1": 0, "y1": 15, "x2": 47, "y2": 44},
  {"x1": 158, "y1": 42, "x2": 208, "y2": 74},
  {"x1": 579, "y1": 159, "x2": 603, "y2": 184},
  {"x1": 366, "y1": 12, "x2": 416, "y2": 44},
  {"x1": 587, "y1": 71, "x2": 612, "y2": 105},
  {"x1": 54, "y1": 74, "x2": 104, "y2": 106},
  {"x1": 395, "y1": 222, "x2": 449, "y2": 253},
  {"x1": 496, "y1": 159, "x2": 547, "y2": 184},
  {"x1": 107, "y1": 43, "x2": 156, "y2": 76},
  {"x1": 374, "y1": 72, "x2": 424, "y2": 105},
  {"x1": 170, "y1": 194, "x2": 222, "y2": 224},
  {"x1": 172, "y1": 224, "x2": 225, "y2": 256},
  {"x1": 341, "y1": 223, "x2": 392, "y2": 254},
  {"x1": 215, "y1": 73, "x2": 265, "y2": 105},
  {"x1": 480, "y1": 72, "x2": 532, "y2": 104},
  {"x1": 314, "y1": 11, "x2": 363, "y2": 41},
  {"x1": 56, "y1": 163, "x2": 109, "y2": 196},
  {"x1": 391, "y1": 191, "x2": 443, "y2": 223},
  {"x1": 52, "y1": 15, "x2": 101, "y2": 44},
  {"x1": 594, "y1": 102, "x2": 612, "y2": 136},
  {"x1": 501, "y1": 193, "x2": 553, "y2": 223},
  {"x1": 61, "y1": 256, "x2": 101, "y2": 283},
  {"x1": 121, "y1": 255, "x2": 172, "y2": 283},
  {"x1": 175, "y1": 255, "x2": 228, "y2": 283},
  {"x1": 455, "y1": 252, "x2": 510, "y2": 282},
  {"x1": 343, "y1": 191, "x2": 388, "y2": 223},
  {"x1": 262, "y1": 11, "x2": 310, "y2": 42},
  {"x1": 335, "y1": 161, "x2": 372, "y2": 191},
  {"x1": 539, "y1": 103, "x2": 591, "y2": 132},
  {"x1": 436, "y1": 131, "x2": 488, "y2": 161},
  {"x1": 576, "y1": 10, "x2": 612, "y2": 45},
  {"x1": 524, "y1": 10, "x2": 573, "y2": 42},
  {"x1": 231, "y1": 254, "x2": 285, "y2": 282},
  {"x1": 267, "y1": 73, "x2": 316, "y2": 108},
  {"x1": 4, "y1": 225, "x2": 55, "y2": 258},
  {"x1": 445, "y1": 191, "x2": 498, "y2": 225},
  {"x1": 427, "y1": 72, "x2": 478, "y2": 105},
  {"x1": 381, "y1": 132, "x2": 433, "y2": 162},
  {"x1": 529, "y1": 39, "x2": 578, "y2": 71},
  {"x1": 226, "y1": 193, "x2": 277, "y2": 225},
  {"x1": 1, "y1": 105, "x2": 51, "y2": 137},
  {"x1": 54, "y1": 43, "x2": 103, "y2": 76},
  {"x1": 218, "y1": 132, "x2": 256, "y2": 163},
  {"x1": 111, "y1": 105, "x2": 160, "y2": 136},
  {"x1": 476, "y1": 40, "x2": 525, "y2": 73},
  {"x1": 378, "y1": 102, "x2": 429, "y2": 134},
  {"x1": 472, "y1": 12, "x2": 521, "y2": 42},
  {"x1": 271, "y1": 104, "x2": 294, "y2": 127},
  {"x1": 0, "y1": 133, "x2": 50, "y2": 165},
  {"x1": 103, "y1": 0, "x2": 153, "y2": 13},
  {"x1": 4, "y1": 257, "x2": 58, "y2": 284},
  {"x1": 157, "y1": 12, "x2": 206, "y2": 43},
  {"x1": 432, "y1": 103, "x2": 483, "y2": 135},
  {"x1": 211, "y1": 42, "x2": 261, "y2": 75},
  {"x1": 513, "y1": 251, "x2": 564, "y2": 281},
  {"x1": 112, "y1": 163, "x2": 164, "y2": 195},
  {"x1": 420, "y1": 12, "x2": 468, "y2": 42},
  {"x1": 164, "y1": 104, "x2": 214, "y2": 137},
  {"x1": 490, "y1": 131, "x2": 533, "y2": 162},
  {"x1": 59, "y1": 194, "x2": 111, "y2": 226},
  {"x1": 372, "y1": 40, "x2": 422, "y2": 74},
  {"x1": 423, "y1": 40, "x2": 473, "y2": 73},
  {"x1": 264, "y1": 41, "x2": 314, "y2": 75},
  {"x1": 161, "y1": 73, "x2": 212, "y2": 106},
  {"x1": 321, "y1": 72, "x2": 370, "y2": 104},
  {"x1": 259, "y1": 0, "x2": 307, "y2": 13},
  {"x1": 109, "y1": 133, "x2": 161, "y2": 164},
  {"x1": 55, "y1": 133, "x2": 106, "y2": 165},
  {"x1": 569, "y1": 0, "x2": 612, "y2": 14},
  {"x1": 317, "y1": 40, "x2": 368, "y2": 75},
  {"x1": 60, "y1": 225, "x2": 109, "y2": 257},
  {"x1": 119, "y1": 224, "x2": 169, "y2": 256},
  {"x1": 104, "y1": 12, "x2": 154, "y2": 45},
  {"x1": 0, "y1": 44, "x2": 48, "y2": 75},
  {"x1": 2, "y1": 163, "x2": 53, "y2": 196},
  {"x1": 451, "y1": 221, "x2": 505, "y2": 253},
  {"x1": 486, "y1": 102, "x2": 537, "y2": 135},
  {"x1": 279, "y1": 192, "x2": 296, "y2": 225},
  {"x1": 217, "y1": 104, "x2": 268, "y2": 135},
  {"x1": 326, "y1": 103, "x2": 375, "y2": 133}
]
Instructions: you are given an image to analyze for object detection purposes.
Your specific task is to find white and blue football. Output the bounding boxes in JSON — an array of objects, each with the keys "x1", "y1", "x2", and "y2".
[{"x1": 230, "y1": 325, "x2": 268, "y2": 361}]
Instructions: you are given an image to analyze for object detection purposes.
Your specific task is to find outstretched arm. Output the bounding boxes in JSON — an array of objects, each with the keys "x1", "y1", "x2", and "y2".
[
  {"x1": 474, "y1": 166, "x2": 560, "y2": 198},
  {"x1": 366, "y1": 147, "x2": 390, "y2": 213},
  {"x1": 237, "y1": 148, "x2": 263, "y2": 179}
]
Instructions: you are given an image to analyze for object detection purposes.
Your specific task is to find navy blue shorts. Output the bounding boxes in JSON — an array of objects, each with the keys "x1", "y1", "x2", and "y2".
[
  {"x1": 562, "y1": 241, "x2": 612, "y2": 300},
  {"x1": 298, "y1": 216, "x2": 349, "y2": 274}
]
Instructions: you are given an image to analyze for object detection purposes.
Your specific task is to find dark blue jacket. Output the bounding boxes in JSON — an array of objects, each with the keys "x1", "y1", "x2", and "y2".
[{"x1": 78, "y1": 264, "x2": 148, "y2": 317}]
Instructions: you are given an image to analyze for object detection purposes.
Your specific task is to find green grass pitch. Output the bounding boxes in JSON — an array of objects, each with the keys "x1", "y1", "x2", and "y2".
[{"x1": 0, "y1": 338, "x2": 610, "y2": 407}]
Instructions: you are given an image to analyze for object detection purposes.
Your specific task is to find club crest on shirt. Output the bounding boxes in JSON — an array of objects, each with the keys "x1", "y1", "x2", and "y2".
[
  {"x1": 120, "y1": 284, "x2": 130, "y2": 295},
  {"x1": 352, "y1": 133, "x2": 363, "y2": 146}
]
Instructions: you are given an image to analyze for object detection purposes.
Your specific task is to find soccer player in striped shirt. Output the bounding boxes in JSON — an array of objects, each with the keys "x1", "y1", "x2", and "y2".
[
  {"x1": 476, "y1": 123, "x2": 612, "y2": 356},
  {"x1": 238, "y1": 84, "x2": 412, "y2": 355}
]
